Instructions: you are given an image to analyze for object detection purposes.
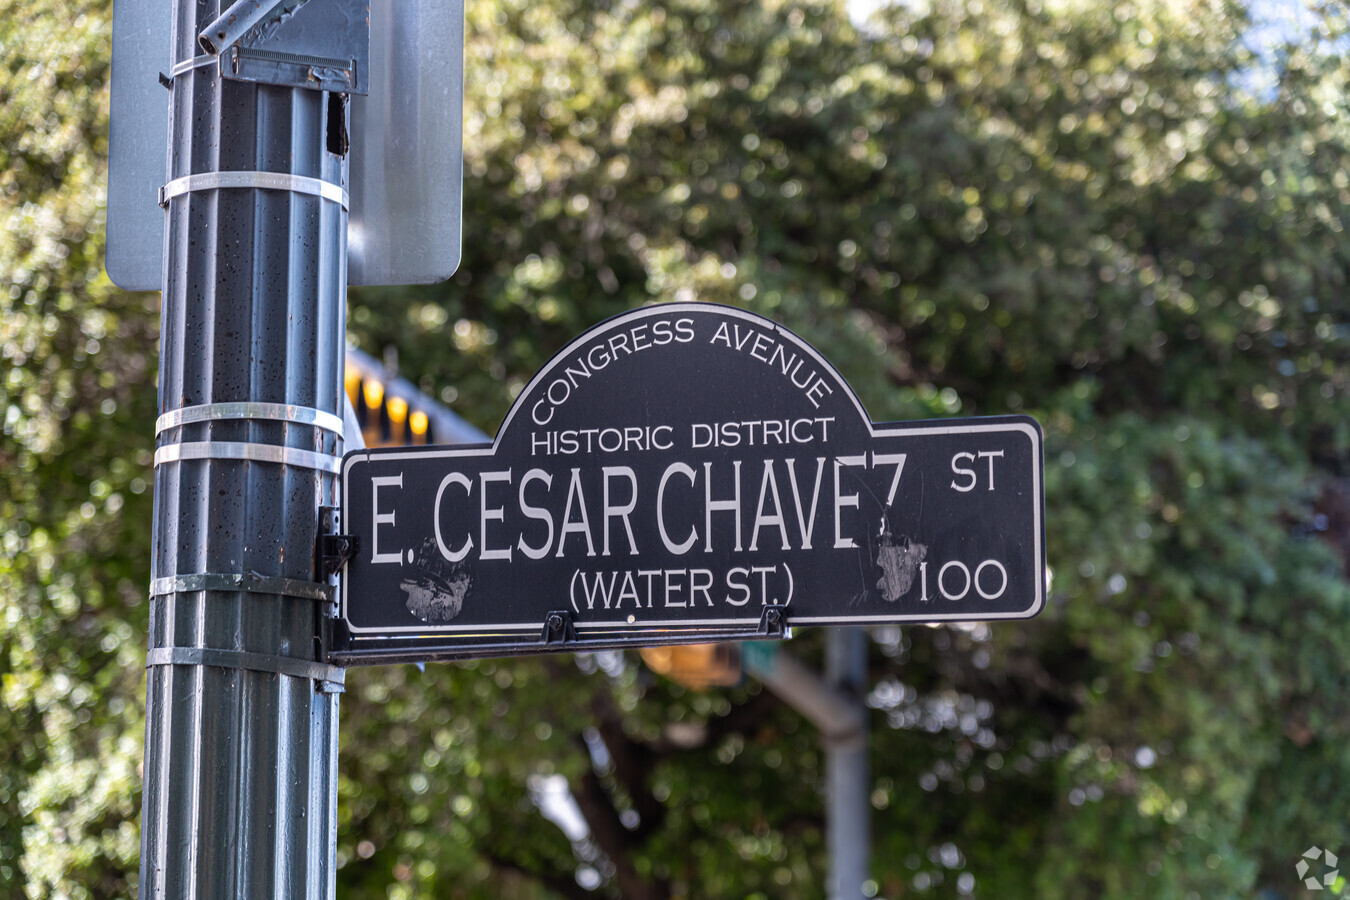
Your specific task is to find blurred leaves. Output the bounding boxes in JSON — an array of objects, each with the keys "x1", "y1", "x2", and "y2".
[
  {"x1": 344, "y1": 0, "x2": 1350, "y2": 896},
  {"x1": 1, "y1": 0, "x2": 157, "y2": 896}
]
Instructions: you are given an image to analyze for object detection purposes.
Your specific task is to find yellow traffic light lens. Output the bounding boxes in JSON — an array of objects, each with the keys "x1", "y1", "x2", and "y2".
[{"x1": 362, "y1": 379, "x2": 384, "y2": 410}]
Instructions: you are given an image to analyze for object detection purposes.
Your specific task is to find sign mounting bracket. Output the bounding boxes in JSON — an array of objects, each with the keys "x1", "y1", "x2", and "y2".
[
  {"x1": 318, "y1": 506, "x2": 358, "y2": 581},
  {"x1": 758, "y1": 605, "x2": 791, "y2": 640},
  {"x1": 541, "y1": 611, "x2": 579, "y2": 646}
]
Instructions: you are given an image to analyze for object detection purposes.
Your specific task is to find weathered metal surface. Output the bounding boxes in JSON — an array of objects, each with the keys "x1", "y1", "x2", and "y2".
[
  {"x1": 138, "y1": 0, "x2": 349, "y2": 891},
  {"x1": 334, "y1": 304, "x2": 1045, "y2": 665}
]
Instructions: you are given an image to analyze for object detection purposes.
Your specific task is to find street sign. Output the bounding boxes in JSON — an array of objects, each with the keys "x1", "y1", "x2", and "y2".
[{"x1": 333, "y1": 303, "x2": 1044, "y2": 664}]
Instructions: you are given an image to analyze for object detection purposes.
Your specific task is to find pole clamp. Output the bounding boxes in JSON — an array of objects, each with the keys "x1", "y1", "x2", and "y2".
[
  {"x1": 154, "y1": 441, "x2": 342, "y2": 474},
  {"x1": 150, "y1": 572, "x2": 332, "y2": 602},
  {"x1": 170, "y1": 54, "x2": 217, "y2": 79},
  {"x1": 147, "y1": 646, "x2": 345, "y2": 692},
  {"x1": 156, "y1": 401, "x2": 345, "y2": 438},
  {"x1": 159, "y1": 171, "x2": 349, "y2": 210}
]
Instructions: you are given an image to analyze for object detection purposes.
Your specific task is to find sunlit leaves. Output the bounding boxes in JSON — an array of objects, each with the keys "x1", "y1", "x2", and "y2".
[
  {"x1": 346, "y1": 0, "x2": 1350, "y2": 894},
  {"x1": 0, "y1": 0, "x2": 157, "y2": 894}
]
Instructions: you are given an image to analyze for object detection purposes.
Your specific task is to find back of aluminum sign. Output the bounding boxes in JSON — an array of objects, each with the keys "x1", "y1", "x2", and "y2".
[{"x1": 106, "y1": 0, "x2": 464, "y2": 291}]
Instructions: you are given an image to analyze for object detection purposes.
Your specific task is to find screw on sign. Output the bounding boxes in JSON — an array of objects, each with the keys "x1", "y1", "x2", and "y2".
[{"x1": 1296, "y1": 846, "x2": 1341, "y2": 892}]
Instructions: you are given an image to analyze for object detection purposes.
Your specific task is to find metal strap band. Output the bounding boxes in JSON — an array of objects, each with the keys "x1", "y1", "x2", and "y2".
[
  {"x1": 151, "y1": 572, "x2": 332, "y2": 602},
  {"x1": 159, "y1": 171, "x2": 348, "y2": 209},
  {"x1": 154, "y1": 441, "x2": 342, "y2": 473},
  {"x1": 171, "y1": 54, "x2": 217, "y2": 78},
  {"x1": 147, "y1": 646, "x2": 345, "y2": 688},
  {"x1": 156, "y1": 402, "x2": 344, "y2": 438}
]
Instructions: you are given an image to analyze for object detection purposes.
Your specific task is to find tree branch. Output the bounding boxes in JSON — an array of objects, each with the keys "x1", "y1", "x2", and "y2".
[
  {"x1": 590, "y1": 703, "x2": 666, "y2": 840},
  {"x1": 481, "y1": 848, "x2": 594, "y2": 900},
  {"x1": 570, "y1": 761, "x2": 670, "y2": 900}
]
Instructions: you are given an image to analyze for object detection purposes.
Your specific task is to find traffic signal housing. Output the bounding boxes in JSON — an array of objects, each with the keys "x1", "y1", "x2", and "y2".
[{"x1": 344, "y1": 346, "x2": 486, "y2": 448}]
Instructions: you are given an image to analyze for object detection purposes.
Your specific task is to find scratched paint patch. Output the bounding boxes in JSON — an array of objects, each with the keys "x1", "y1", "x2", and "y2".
[
  {"x1": 400, "y1": 537, "x2": 471, "y2": 623},
  {"x1": 876, "y1": 533, "x2": 926, "y2": 602}
]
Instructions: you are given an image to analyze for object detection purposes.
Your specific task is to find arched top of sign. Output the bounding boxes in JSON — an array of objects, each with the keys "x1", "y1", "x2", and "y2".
[{"x1": 494, "y1": 303, "x2": 874, "y2": 451}]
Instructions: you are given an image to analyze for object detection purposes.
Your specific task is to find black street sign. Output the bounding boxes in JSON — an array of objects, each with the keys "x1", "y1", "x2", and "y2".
[{"x1": 333, "y1": 303, "x2": 1044, "y2": 664}]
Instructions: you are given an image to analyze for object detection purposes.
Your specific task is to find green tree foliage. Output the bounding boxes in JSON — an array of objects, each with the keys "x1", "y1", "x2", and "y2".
[
  {"x1": 0, "y1": 1, "x2": 157, "y2": 896},
  {"x1": 4, "y1": 0, "x2": 1350, "y2": 896},
  {"x1": 343, "y1": 0, "x2": 1350, "y2": 896}
]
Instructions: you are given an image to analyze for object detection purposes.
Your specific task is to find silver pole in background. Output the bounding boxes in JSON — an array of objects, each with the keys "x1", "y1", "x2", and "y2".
[
  {"x1": 826, "y1": 626, "x2": 871, "y2": 900},
  {"x1": 744, "y1": 631, "x2": 872, "y2": 898},
  {"x1": 138, "y1": 0, "x2": 350, "y2": 893}
]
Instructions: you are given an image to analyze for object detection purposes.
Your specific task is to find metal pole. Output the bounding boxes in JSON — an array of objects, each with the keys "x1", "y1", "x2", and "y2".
[
  {"x1": 138, "y1": 0, "x2": 348, "y2": 894},
  {"x1": 743, "y1": 636, "x2": 871, "y2": 897},
  {"x1": 825, "y1": 627, "x2": 870, "y2": 900}
]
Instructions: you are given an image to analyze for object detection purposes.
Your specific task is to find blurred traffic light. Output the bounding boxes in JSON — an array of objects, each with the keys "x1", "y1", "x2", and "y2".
[
  {"x1": 639, "y1": 643, "x2": 742, "y2": 690},
  {"x1": 344, "y1": 346, "x2": 487, "y2": 448}
]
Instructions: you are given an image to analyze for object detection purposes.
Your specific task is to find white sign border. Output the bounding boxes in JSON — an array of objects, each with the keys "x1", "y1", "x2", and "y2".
[{"x1": 339, "y1": 304, "x2": 1045, "y2": 638}]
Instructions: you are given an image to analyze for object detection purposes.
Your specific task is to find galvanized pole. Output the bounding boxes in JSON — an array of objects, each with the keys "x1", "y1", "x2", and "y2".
[
  {"x1": 743, "y1": 634, "x2": 871, "y2": 897},
  {"x1": 139, "y1": 0, "x2": 349, "y2": 895},
  {"x1": 825, "y1": 627, "x2": 871, "y2": 900}
]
